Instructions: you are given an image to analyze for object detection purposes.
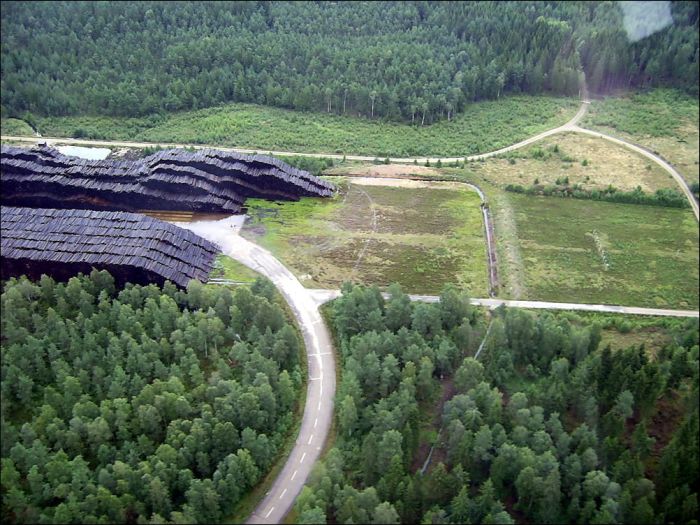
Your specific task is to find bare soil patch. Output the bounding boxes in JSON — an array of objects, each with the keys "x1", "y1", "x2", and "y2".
[
  {"x1": 327, "y1": 163, "x2": 440, "y2": 178},
  {"x1": 348, "y1": 176, "x2": 467, "y2": 190}
]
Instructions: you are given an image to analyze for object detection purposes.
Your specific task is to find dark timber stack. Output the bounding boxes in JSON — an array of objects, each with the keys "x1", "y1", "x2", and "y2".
[
  {"x1": 0, "y1": 206, "x2": 219, "y2": 288},
  {"x1": 0, "y1": 145, "x2": 335, "y2": 213}
]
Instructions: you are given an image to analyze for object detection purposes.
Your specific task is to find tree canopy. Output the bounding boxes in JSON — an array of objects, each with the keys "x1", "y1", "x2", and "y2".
[
  {"x1": 0, "y1": 271, "x2": 303, "y2": 524},
  {"x1": 1, "y1": 1, "x2": 697, "y2": 123},
  {"x1": 296, "y1": 283, "x2": 700, "y2": 525}
]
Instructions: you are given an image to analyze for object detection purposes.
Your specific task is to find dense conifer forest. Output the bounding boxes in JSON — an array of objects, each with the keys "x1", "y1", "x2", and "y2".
[
  {"x1": 1, "y1": 272, "x2": 304, "y2": 523},
  {"x1": 295, "y1": 283, "x2": 699, "y2": 524},
  {"x1": 1, "y1": 1, "x2": 697, "y2": 123}
]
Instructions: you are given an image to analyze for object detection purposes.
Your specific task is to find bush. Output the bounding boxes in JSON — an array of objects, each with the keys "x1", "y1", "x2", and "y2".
[
  {"x1": 582, "y1": 159, "x2": 589, "y2": 166},
  {"x1": 505, "y1": 182, "x2": 690, "y2": 208}
]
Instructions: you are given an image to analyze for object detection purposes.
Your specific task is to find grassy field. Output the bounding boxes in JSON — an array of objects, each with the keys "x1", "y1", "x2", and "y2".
[
  {"x1": 240, "y1": 177, "x2": 488, "y2": 296},
  {"x1": 582, "y1": 89, "x2": 699, "y2": 186},
  {"x1": 8, "y1": 96, "x2": 579, "y2": 158},
  {"x1": 499, "y1": 194, "x2": 698, "y2": 309},
  {"x1": 0, "y1": 117, "x2": 35, "y2": 136},
  {"x1": 469, "y1": 132, "x2": 677, "y2": 193},
  {"x1": 209, "y1": 254, "x2": 261, "y2": 283}
]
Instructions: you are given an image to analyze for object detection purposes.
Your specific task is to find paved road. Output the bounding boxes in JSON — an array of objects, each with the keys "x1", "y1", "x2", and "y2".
[
  {"x1": 175, "y1": 218, "x2": 335, "y2": 524},
  {"x1": 307, "y1": 289, "x2": 699, "y2": 318}
]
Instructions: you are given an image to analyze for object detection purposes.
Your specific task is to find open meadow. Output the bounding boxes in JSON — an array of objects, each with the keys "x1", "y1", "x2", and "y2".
[
  {"x1": 240, "y1": 177, "x2": 488, "y2": 295},
  {"x1": 495, "y1": 193, "x2": 699, "y2": 309},
  {"x1": 582, "y1": 89, "x2": 700, "y2": 187},
  {"x1": 469, "y1": 131, "x2": 679, "y2": 193},
  {"x1": 1, "y1": 96, "x2": 578, "y2": 158}
]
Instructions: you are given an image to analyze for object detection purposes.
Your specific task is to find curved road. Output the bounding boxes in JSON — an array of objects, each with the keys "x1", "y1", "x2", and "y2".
[
  {"x1": 3, "y1": 94, "x2": 698, "y2": 521},
  {"x1": 175, "y1": 219, "x2": 335, "y2": 525},
  {"x1": 1, "y1": 102, "x2": 585, "y2": 165},
  {"x1": 4, "y1": 93, "x2": 697, "y2": 219},
  {"x1": 3, "y1": 91, "x2": 698, "y2": 218},
  {"x1": 0, "y1": 99, "x2": 590, "y2": 165},
  {"x1": 568, "y1": 126, "x2": 699, "y2": 221}
]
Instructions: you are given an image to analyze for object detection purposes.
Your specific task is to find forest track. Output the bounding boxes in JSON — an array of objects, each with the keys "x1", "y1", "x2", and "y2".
[
  {"x1": 307, "y1": 289, "x2": 699, "y2": 318},
  {"x1": 4, "y1": 95, "x2": 697, "y2": 216},
  {"x1": 568, "y1": 125, "x2": 699, "y2": 221}
]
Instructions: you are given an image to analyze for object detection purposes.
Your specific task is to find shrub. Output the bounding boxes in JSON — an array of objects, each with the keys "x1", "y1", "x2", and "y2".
[
  {"x1": 505, "y1": 182, "x2": 689, "y2": 208},
  {"x1": 582, "y1": 159, "x2": 589, "y2": 166}
]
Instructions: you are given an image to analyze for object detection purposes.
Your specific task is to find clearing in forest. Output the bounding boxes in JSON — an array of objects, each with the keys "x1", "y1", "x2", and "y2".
[
  {"x1": 502, "y1": 194, "x2": 699, "y2": 309},
  {"x1": 240, "y1": 177, "x2": 488, "y2": 296},
  {"x1": 2, "y1": 96, "x2": 578, "y2": 158}
]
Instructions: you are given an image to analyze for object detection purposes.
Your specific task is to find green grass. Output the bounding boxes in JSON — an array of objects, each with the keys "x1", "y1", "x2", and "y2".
[
  {"x1": 505, "y1": 194, "x2": 699, "y2": 309},
  {"x1": 28, "y1": 96, "x2": 579, "y2": 158},
  {"x1": 582, "y1": 89, "x2": 699, "y2": 186},
  {"x1": 241, "y1": 178, "x2": 488, "y2": 296},
  {"x1": 209, "y1": 254, "x2": 260, "y2": 283},
  {"x1": 0, "y1": 118, "x2": 35, "y2": 136}
]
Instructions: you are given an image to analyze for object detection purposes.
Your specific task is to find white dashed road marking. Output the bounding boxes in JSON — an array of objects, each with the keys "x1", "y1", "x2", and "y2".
[
  {"x1": 279, "y1": 489, "x2": 287, "y2": 499},
  {"x1": 265, "y1": 507, "x2": 274, "y2": 518}
]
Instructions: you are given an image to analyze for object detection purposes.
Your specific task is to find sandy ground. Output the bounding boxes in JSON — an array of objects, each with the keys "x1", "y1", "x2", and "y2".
[
  {"x1": 328, "y1": 164, "x2": 440, "y2": 177},
  {"x1": 348, "y1": 176, "x2": 467, "y2": 190}
]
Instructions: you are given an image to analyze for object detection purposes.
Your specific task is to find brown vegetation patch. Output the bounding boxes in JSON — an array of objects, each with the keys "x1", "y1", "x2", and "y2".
[{"x1": 470, "y1": 132, "x2": 677, "y2": 193}]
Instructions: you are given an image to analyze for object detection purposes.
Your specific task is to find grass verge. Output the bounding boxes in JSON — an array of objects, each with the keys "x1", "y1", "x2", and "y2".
[
  {"x1": 471, "y1": 131, "x2": 678, "y2": 193},
  {"x1": 210, "y1": 254, "x2": 261, "y2": 283}
]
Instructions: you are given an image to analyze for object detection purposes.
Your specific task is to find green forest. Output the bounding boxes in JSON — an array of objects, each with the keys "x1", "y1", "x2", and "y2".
[
  {"x1": 294, "y1": 283, "x2": 699, "y2": 524},
  {"x1": 0, "y1": 272, "x2": 304, "y2": 524},
  {"x1": 1, "y1": 1, "x2": 697, "y2": 123}
]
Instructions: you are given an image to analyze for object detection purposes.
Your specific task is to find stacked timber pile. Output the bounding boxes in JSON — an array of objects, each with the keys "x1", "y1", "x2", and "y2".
[
  {"x1": 0, "y1": 206, "x2": 218, "y2": 288},
  {"x1": 0, "y1": 145, "x2": 335, "y2": 213}
]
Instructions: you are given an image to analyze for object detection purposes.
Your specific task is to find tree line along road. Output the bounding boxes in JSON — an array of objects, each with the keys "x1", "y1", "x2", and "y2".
[{"x1": 2, "y1": 95, "x2": 697, "y2": 522}]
